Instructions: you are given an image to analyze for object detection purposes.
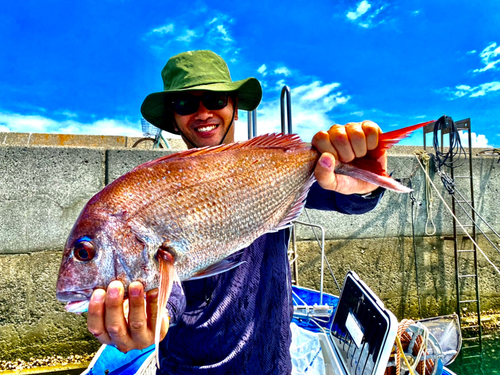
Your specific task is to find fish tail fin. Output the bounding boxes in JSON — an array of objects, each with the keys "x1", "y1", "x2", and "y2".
[
  {"x1": 155, "y1": 249, "x2": 175, "y2": 369},
  {"x1": 378, "y1": 120, "x2": 435, "y2": 152}
]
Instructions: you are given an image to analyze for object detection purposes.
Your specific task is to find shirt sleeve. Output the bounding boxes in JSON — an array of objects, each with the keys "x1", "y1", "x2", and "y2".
[
  {"x1": 166, "y1": 281, "x2": 186, "y2": 326},
  {"x1": 305, "y1": 181, "x2": 385, "y2": 215}
]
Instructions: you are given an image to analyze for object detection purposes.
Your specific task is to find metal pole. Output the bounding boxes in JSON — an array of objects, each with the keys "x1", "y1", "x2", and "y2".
[
  {"x1": 280, "y1": 86, "x2": 293, "y2": 134},
  {"x1": 252, "y1": 110, "x2": 257, "y2": 138},
  {"x1": 247, "y1": 111, "x2": 254, "y2": 139}
]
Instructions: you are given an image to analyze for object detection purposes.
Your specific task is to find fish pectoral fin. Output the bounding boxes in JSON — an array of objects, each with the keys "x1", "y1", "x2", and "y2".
[
  {"x1": 155, "y1": 248, "x2": 175, "y2": 369},
  {"x1": 189, "y1": 259, "x2": 247, "y2": 280}
]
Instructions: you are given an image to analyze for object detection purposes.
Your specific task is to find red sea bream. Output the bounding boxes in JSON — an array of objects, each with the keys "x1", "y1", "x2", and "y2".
[{"x1": 55, "y1": 121, "x2": 432, "y2": 365}]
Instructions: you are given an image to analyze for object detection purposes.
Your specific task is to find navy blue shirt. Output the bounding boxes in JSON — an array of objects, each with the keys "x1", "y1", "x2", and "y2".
[{"x1": 159, "y1": 183, "x2": 383, "y2": 375}]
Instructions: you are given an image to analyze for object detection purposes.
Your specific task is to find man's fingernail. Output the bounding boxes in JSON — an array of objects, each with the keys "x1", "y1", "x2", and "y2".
[
  {"x1": 319, "y1": 155, "x2": 333, "y2": 169},
  {"x1": 92, "y1": 289, "x2": 105, "y2": 303},
  {"x1": 149, "y1": 289, "x2": 158, "y2": 299},
  {"x1": 108, "y1": 286, "x2": 119, "y2": 298},
  {"x1": 130, "y1": 286, "x2": 141, "y2": 297}
]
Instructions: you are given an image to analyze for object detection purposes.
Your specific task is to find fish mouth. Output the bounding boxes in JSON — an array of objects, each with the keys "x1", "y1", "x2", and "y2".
[{"x1": 56, "y1": 290, "x2": 93, "y2": 302}]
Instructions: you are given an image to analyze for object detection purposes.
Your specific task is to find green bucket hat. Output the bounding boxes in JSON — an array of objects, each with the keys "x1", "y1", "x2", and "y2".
[{"x1": 140, "y1": 50, "x2": 262, "y2": 134}]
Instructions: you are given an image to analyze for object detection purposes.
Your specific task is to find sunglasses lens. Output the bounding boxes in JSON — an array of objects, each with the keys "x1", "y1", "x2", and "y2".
[
  {"x1": 173, "y1": 97, "x2": 199, "y2": 116},
  {"x1": 172, "y1": 93, "x2": 229, "y2": 115},
  {"x1": 203, "y1": 93, "x2": 228, "y2": 110}
]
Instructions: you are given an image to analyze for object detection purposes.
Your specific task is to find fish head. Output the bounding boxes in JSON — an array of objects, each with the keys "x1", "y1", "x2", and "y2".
[{"x1": 56, "y1": 208, "x2": 155, "y2": 312}]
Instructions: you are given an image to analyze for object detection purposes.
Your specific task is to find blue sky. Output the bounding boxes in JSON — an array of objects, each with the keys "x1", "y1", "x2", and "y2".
[{"x1": 1, "y1": 0, "x2": 499, "y2": 147}]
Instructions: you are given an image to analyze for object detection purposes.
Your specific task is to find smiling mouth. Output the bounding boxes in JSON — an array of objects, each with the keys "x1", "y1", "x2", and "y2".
[{"x1": 195, "y1": 124, "x2": 219, "y2": 133}]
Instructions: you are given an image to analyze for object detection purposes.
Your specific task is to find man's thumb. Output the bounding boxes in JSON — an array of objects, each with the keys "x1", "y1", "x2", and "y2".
[{"x1": 315, "y1": 153, "x2": 337, "y2": 191}]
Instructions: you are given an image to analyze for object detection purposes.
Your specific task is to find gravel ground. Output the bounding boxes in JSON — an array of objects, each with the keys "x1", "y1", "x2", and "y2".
[{"x1": 0, "y1": 353, "x2": 95, "y2": 372}]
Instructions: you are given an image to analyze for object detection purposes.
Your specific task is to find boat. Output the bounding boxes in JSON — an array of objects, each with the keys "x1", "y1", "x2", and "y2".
[{"x1": 82, "y1": 279, "x2": 459, "y2": 375}]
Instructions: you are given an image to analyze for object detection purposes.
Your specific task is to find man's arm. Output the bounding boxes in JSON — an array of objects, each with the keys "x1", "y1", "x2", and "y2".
[{"x1": 305, "y1": 182, "x2": 384, "y2": 214}]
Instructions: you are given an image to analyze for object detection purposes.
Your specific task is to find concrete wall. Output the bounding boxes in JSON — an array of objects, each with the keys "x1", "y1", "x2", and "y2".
[{"x1": 0, "y1": 141, "x2": 499, "y2": 360}]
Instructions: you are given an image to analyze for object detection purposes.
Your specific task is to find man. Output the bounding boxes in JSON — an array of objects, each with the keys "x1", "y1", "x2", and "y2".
[{"x1": 87, "y1": 50, "x2": 385, "y2": 374}]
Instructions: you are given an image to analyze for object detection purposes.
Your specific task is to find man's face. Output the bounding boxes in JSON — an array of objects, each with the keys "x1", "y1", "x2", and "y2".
[{"x1": 172, "y1": 90, "x2": 238, "y2": 149}]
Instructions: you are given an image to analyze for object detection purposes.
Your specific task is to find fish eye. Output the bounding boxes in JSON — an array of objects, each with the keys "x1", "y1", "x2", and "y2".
[{"x1": 73, "y1": 240, "x2": 96, "y2": 262}]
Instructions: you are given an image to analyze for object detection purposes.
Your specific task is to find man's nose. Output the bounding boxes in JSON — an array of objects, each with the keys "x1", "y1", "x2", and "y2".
[{"x1": 194, "y1": 101, "x2": 213, "y2": 120}]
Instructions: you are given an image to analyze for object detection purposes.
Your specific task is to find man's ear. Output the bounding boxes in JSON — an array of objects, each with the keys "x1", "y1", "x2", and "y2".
[{"x1": 168, "y1": 109, "x2": 179, "y2": 132}]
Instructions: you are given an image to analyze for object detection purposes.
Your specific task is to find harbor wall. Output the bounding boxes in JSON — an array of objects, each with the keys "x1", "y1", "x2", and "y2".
[{"x1": 0, "y1": 138, "x2": 499, "y2": 360}]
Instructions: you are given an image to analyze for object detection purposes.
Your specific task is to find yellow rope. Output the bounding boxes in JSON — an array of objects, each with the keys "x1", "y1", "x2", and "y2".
[{"x1": 395, "y1": 334, "x2": 417, "y2": 375}]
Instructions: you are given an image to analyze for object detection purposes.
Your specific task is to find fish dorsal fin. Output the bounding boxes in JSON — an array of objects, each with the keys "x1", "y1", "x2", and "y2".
[{"x1": 132, "y1": 133, "x2": 307, "y2": 171}]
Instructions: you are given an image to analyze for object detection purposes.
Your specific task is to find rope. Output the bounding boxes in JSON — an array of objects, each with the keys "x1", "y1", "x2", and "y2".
[
  {"x1": 432, "y1": 116, "x2": 467, "y2": 170},
  {"x1": 393, "y1": 319, "x2": 434, "y2": 375},
  {"x1": 414, "y1": 154, "x2": 500, "y2": 276},
  {"x1": 414, "y1": 150, "x2": 436, "y2": 235},
  {"x1": 409, "y1": 179, "x2": 423, "y2": 319},
  {"x1": 395, "y1": 320, "x2": 416, "y2": 375}
]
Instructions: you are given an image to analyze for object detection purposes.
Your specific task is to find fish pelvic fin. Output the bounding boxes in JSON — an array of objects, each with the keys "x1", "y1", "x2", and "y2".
[
  {"x1": 155, "y1": 248, "x2": 176, "y2": 369},
  {"x1": 132, "y1": 133, "x2": 309, "y2": 171},
  {"x1": 189, "y1": 259, "x2": 247, "y2": 280},
  {"x1": 337, "y1": 164, "x2": 412, "y2": 193}
]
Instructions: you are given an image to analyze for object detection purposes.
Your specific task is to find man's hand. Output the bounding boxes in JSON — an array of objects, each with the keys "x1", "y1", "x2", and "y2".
[
  {"x1": 311, "y1": 120, "x2": 387, "y2": 195},
  {"x1": 87, "y1": 281, "x2": 168, "y2": 353}
]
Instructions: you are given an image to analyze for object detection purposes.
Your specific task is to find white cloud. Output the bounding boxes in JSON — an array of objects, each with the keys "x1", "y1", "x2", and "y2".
[
  {"x1": 54, "y1": 110, "x2": 78, "y2": 118},
  {"x1": 345, "y1": 0, "x2": 386, "y2": 28},
  {"x1": 459, "y1": 131, "x2": 490, "y2": 148},
  {"x1": 347, "y1": 0, "x2": 372, "y2": 21},
  {"x1": 466, "y1": 50, "x2": 477, "y2": 55},
  {"x1": 275, "y1": 78, "x2": 286, "y2": 91},
  {"x1": 216, "y1": 24, "x2": 232, "y2": 42},
  {"x1": 441, "y1": 81, "x2": 500, "y2": 99},
  {"x1": 472, "y1": 42, "x2": 500, "y2": 73},
  {"x1": 257, "y1": 64, "x2": 267, "y2": 76},
  {"x1": 150, "y1": 24, "x2": 174, "y2": 35},
  {"x1": 145, "y1": 13, "x2": 235, "y2": 51},
  {"x1": 274, "y1": 67, "x2": 291, "y2": 76},
  {"x1": 176, "y1": 29, "x2": 199, "y2": 43},
  {"x1": 294, "y1": 81, "x2": 341, "y2": 101},
  {"x1": 469, "y1": 81, "x2": 500, "y2": 97},
  {"x1": 0, "y1": 111, "x2": 143, "y2": 137}
]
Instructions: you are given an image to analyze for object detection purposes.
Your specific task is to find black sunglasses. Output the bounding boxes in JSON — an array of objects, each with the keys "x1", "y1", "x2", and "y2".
[{"x1": 171, "y1": 92, "x2": 230, "y2": 116}]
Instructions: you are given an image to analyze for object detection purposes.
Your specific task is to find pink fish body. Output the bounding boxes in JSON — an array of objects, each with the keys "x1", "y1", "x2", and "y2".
[
  {"x1": 56, "y1": 134, "x2": 318, "y2": 311},
  {"x1": 55, "y1": 121, "x2": 431, "y2": 365}
]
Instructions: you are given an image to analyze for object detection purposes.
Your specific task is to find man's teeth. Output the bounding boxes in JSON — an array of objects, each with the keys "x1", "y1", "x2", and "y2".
[{"x1": 195, "y1": 125, "x2": 218, "y2": 132}]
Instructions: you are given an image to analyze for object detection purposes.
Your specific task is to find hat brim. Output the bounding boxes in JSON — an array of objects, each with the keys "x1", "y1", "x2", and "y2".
[{"x1": 140, "y1": 77, "x2": 262, "y2": 135}]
